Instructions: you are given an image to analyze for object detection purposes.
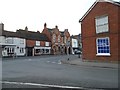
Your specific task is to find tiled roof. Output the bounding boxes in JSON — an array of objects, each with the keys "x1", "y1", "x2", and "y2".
[
  {"x1": 2, "y1": 30, "x2": 18, "y2": 37},
  {"x1": 2, "y1": 29, "x2": 49, "y2": 41},
  {"x1": 16, "y1": 29, "x2": 49, "y2": 41}
]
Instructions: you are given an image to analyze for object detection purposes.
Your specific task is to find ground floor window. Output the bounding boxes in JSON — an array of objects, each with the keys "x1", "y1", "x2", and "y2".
[
  {"x1": 20, "y1": 48, "x2": 24, "y2": 53},
  {"x1": 96, "y1": 37, "x2": 110, "y2": 56},
  {"x1": 35, "y1": 49, "x2": 50, "y2": 54},
  {"x1": 6, "y1": 47, "x2": 14, "y2": 53}
]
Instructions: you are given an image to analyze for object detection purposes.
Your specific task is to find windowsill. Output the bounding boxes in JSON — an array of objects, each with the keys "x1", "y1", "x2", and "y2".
[{"x1": 96, "y1": 53, "x2": 111, "y2": 56}]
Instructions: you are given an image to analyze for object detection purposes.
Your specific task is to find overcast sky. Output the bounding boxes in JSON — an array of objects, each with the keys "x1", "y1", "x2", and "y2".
[{"x1": 0, "y1": 0, "x2": 119, "y2": 35}]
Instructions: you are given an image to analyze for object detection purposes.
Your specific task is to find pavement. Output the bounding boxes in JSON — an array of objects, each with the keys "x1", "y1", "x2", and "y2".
[{"x1": 61, "y1": 58, "x2": 118, "y2": 69}]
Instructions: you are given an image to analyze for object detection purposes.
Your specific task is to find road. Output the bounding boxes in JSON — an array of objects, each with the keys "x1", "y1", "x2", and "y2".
[{"x1": 1, "y1": 55, "x2": 118, "y2": 89}]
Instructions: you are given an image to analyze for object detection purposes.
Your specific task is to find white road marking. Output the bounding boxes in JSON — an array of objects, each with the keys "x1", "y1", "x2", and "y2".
[
  {"x1": 58, "y1": 60, "x2": 61, "y2": 64},
  {"x1": 52, "y1": 62, "x2": 56, "y2": 64},
  {"x1": 47, "y1": 61, "x2": 50, "y2": 63},
  {"x1": 0, "y1": 81, "x2": 90, "y2": 89},
  {"x1": 28, "y1": 59, "x2": 32, "y2": 61}
]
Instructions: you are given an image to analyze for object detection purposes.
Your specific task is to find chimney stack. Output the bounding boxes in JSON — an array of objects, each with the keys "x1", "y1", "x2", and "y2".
[
  {"x1": 44, "y1": 23, "x2": 47, "y2": 29},
  {"x1": 25, "y1": 26, "x2": 28, "y2": 31},
  {"x1": 0, "y1": 23, "x2": 4, "y2": 35},
  {"x1": 55, "y1": 25, "x2": 58, "y2": 29}
]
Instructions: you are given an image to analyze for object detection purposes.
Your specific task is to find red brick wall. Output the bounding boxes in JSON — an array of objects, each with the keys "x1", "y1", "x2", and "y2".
[
  {"x1": 27, "y1": 40, "x2": 49, "y2": 47},
  {"x1": 42, "y1": 28, "x2": 51, "y2": 42},
  {"x1": 81, "y1": 2, "x2": 119, "y2": 61},
  {"x1": 26, "y1": 40, "x2": 35, "y2": 47},
  {"x1": 40, "y1": 41, "x2": 45, "y2": 47},
  {"x1": 118, "y1": 6, "x2": 120, "y2": 61}
]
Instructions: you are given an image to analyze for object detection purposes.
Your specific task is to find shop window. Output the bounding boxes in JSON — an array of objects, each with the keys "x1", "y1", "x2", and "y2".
[{"x1": 36, "y1": 49, "x2": 40, "y2": 53}]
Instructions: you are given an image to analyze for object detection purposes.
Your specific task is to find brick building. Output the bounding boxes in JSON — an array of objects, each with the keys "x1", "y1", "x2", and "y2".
[
  {"x1": 79, "y1": 0, "x2": 120, "y2": 62},
  {"x1": 42, "y1": 23, "x2": 70, "y2": 55}
]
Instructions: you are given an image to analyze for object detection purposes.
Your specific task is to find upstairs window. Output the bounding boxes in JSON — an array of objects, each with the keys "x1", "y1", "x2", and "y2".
[
  {"x1": 96, "y1": 37, "x2": 110, "y2": 56},
  {"x1": 36, "y1": 41, "x2": 40, "y2": 46},
  {"x1": 45, "y1": 42, "x2": 49, "y2": 46},
  {"x1": 95, "y1": 16, "x2": 109, "y2": 34},
  {"x1": 20, "y1": 39, "x2": 24, "y2": 44},
  {"x1": 58, "y1": 35, "x2": 61, "y2": 43},
  {"x1": 52, "y1": 34, "x2": 56, "y2": 43}
]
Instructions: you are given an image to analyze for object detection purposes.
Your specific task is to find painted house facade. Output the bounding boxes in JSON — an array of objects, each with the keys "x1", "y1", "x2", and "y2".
[
  {"x1": 0, "y1": 23, "x2": 26, "y2": 57},
  {"x1": 42, "y1": 23, "x2": 70, "y2": 55},
  {"x1": 79, "y1": 0, "x2": 120, "y2": 62}
]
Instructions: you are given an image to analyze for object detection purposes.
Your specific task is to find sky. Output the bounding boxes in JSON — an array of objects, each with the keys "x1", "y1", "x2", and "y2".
[{"x1": 0, "y1": 0, "x2": 119, "y2": 35}]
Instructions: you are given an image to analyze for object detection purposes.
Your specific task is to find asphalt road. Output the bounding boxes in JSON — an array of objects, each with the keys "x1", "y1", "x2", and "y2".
[{"x1": 1, "y1": 55, "x2": 118, "y2": 89}]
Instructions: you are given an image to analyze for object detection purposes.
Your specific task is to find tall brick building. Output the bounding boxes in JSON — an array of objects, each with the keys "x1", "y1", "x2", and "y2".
[
  {"x1": 79, "y1": 0, "x2": 120, "y2": 62},
  {"x1": 42, "y1": 23, "x2": 70, "y2": 54}
]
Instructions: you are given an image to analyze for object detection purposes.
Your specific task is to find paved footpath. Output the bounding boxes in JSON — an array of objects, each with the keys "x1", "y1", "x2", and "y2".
[{"x1": 61, "y1": 58, "x2": 118, "y2": 69}]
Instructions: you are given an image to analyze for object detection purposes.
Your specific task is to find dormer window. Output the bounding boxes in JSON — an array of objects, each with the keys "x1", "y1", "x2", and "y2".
[{"x1": 95, "y1": 15, "x2": 109, "y2": 34}]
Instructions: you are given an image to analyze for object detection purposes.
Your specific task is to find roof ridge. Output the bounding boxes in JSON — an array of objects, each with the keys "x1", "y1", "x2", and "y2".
[{"x1": 79, "y1": 0, "x2": 120, "y2": 22}]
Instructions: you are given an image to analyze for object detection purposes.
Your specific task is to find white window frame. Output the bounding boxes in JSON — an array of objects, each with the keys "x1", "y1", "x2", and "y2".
[
  {"x1": 96, "y1": 37, "x2": 110, "y2": 56},
  {"x1": 20, "y1": 39, "x2": 24, "y2": 44},
  {"x1": 45, "y1": 42, "x2": 49, "y2": 46},
  {"x1": 36, "y1": 41, "x2": 40, "y2": 46},
  {"x1": 95, "y1": 15, "x2": 109, "y2": 34}
]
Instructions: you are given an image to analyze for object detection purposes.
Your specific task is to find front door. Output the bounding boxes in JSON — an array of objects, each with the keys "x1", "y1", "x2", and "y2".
[{"x1": 27, "y1": 47, "x2": 33, "y2": 56}]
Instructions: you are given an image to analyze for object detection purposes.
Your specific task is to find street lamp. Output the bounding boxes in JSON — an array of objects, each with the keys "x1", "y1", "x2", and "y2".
[{"x1": 66, "y1": 41, "x2": 70, "y2": 60}]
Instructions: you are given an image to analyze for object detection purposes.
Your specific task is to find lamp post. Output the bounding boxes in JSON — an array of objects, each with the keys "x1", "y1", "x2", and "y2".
[{"x1": 66, "y1": 41, "x2": 70, "y2": 61}]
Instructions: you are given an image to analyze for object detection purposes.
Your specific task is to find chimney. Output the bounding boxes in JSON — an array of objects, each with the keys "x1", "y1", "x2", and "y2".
[
  {"x1": 25, "y1": 26, "x2": 28, "y2": 31},
  {"x1": 55, "y1": 25, "x2": 58, "y2": 29},
  {"x1": 0, "y1": 23, "x2": 4, "y2": 35},
  {"x1": 44, "y1": 23, "x2": 47, "y2": 29}
]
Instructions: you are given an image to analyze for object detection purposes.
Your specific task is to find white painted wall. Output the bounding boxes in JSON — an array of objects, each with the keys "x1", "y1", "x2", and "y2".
[
  {"x1": 1, "y1": 36, "x2": 26, "y2": 57},
  {"x1": 13, "y1": 37, "x2": 26, "y2": 56}
]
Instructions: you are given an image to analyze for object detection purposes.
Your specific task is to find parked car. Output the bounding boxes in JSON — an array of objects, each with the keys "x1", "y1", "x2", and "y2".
[{"x1": 74, "y1": 50, "x2": 82, "y2": 54}]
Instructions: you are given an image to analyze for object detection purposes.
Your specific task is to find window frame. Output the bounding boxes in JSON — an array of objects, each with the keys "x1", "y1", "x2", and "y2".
[
  {"x1": 96, "y1": 37, "x2": 111, "y2": 56},
  {"x1": 95, "y1": 15, "x2": 109, "y2": 34},
  {"x1": 36, "y1": 41, "x2": 40, "y2": 46}
]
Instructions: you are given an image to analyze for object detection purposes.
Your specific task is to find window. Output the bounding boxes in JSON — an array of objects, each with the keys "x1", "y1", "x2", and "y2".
[
  {"x1": 52, "y1": 34, "x2": 56, "y2": 43},
  {"x1": 96, "y1": 37, "x2": 110, "y2": 56},
  {"x1": 95, "y1": 16, "x2": 109, "y2": 34},
  {"x1": 20, "y1": 39, "x2": 24, "y2": 44},
  {"x1": 7, "y1": 47, "x2": 14, "y2": 53},
  {"x1": 36, "y1": 41, "x2": 40, "y2": 46},
  {"x1": 20, "y1": 48, "x2": 24, "y2": 53},
  {"x1": 45, "y1": 42, "x2": 49, "y2": 46},
  {"x1": 6, "y1": 38, "x2": 13, "y2": 44},
  {"x1": 35, "y1": 49, "x2": 40, "y2": 53},
  {"x1": 58, "y1": 35, "x2": 61, "y2": 43}
]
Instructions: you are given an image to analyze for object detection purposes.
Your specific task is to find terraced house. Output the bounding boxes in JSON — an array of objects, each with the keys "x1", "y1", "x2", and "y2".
[
  {"x1": 0, "y1": 23, "x2": 51, "y2": 57},
  {"x1": 79, "y1": 0, "x2": 120, "y2": 62}
]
